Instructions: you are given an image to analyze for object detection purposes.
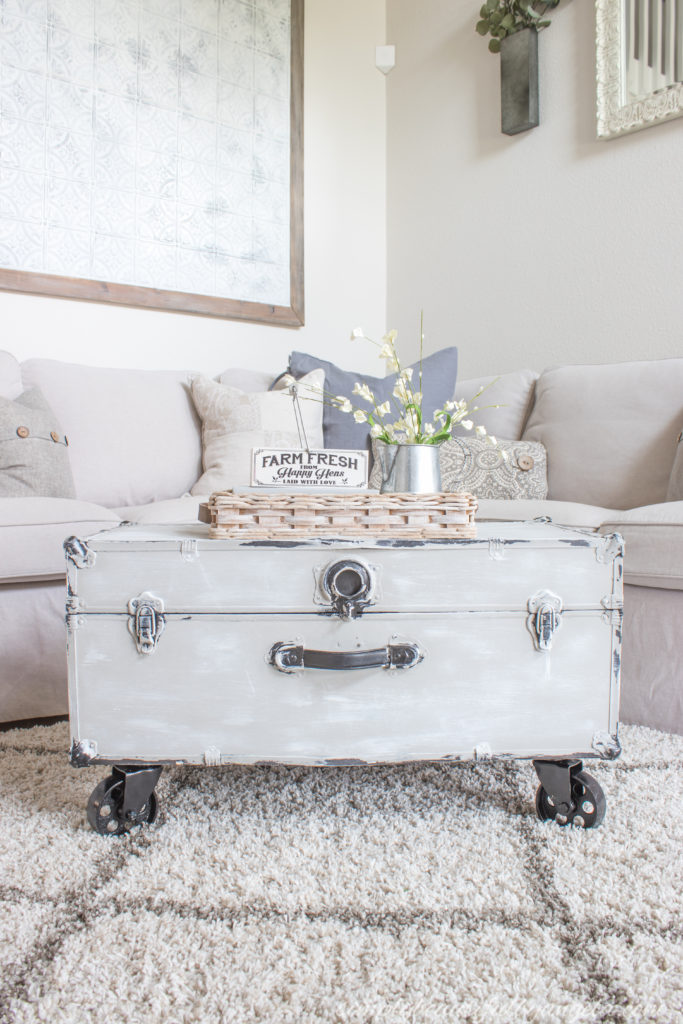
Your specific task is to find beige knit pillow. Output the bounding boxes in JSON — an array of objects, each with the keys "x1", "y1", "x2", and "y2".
[{"x1": 190, "y1": 370, "x2": 325, "y2": 494}]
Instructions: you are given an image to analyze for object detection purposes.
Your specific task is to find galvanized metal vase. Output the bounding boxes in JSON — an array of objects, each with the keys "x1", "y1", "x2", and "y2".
[{"x1": 377, "y1": 443, "x2": 442, "y2": 494}]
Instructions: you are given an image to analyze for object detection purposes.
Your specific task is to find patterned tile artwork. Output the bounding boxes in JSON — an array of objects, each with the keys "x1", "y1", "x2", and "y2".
[{"x1": 0, "y1": 0, "x2": 291, "y2": 306}]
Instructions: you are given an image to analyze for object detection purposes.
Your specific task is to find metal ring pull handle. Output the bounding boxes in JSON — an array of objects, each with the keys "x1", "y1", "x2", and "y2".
[
  {"x1": 321, "y1": 559, "x2": 375, "y2": 620},
  {"x1": 269, "y1": 641, "x2": 423, "y2": 673}
]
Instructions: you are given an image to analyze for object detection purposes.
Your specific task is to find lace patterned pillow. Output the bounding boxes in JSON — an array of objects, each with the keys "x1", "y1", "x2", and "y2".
[{"x1": 370, "y1": 437, "x2": 548, "y2": 499}]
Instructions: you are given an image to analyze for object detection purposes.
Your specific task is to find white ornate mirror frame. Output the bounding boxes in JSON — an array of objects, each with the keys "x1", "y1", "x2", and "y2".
[{"x1": 596, "y1": 0, "x2": 683, "y2": 139}]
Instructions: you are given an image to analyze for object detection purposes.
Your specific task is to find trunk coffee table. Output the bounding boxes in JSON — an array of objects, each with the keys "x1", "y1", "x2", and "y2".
[{"x1": 64, "y1": 520, "x2": 623, "y2": 835}]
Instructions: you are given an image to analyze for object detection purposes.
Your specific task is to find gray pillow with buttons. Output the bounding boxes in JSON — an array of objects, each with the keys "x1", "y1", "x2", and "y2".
[
  {"x1": 370, "y1": 437, "x2": 548, "y2": 499},
  {"x1": 0, "y1": 388, "x2": 76, "y2": 498}
]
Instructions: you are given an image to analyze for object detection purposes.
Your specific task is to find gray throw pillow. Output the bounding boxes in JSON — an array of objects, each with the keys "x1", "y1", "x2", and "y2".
[
  {"x1": 288, "y1": 347, "x2": 458, "y2": 450},
  {"x1": 369, "y1": 437, "x2": 548, "y2": 499},
  {"x1": 666, "y1": 431, "x2": 683, "y2": 501},
  {"x1": 0, "y1": 388, "x2": 76, "y2": 498}
]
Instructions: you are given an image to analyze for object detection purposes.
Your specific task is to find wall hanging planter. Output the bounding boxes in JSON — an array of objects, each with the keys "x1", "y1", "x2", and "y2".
[
  {"x1": 476, "y1": 1, "x2": 563, "y2": 136},
  {"x1": 500, "y1": 27, "x2": 539, "y2": 135}
]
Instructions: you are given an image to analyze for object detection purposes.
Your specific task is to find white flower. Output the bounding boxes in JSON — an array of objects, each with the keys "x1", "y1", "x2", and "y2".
[
  {"x1": 475, "y1": 425, "x2": 487, "y2": 437},
  {"x1": 400, "y1": 367, "x2": 414, "y2": 382},
  {"x1": 336, "y1": 397, "x2": 352, "y2": 413},
  {"x1": 378, "y1": 343, "x2": 399, "y2": 371},
  {"x1": 353, "y1": 409, "x2": 368, "y2": 423},
  {"x1": 350, "y1": 327, "x2": 365, "y2": 341},
  {"x1": 382, "y1": 329, "x2": 398, "y2": 344},
  {"x1": 443, "y1": 400, "x2": 457, "y2": 413},
  {"x1": 393, "y1": 379, "x2": 410, "y2": 403},
  {"x1": 502, "y1": 450, "x2": 510, "y2": 461},
  {"x1": 423, "y1": 423, "x2": 435, "y2": 436},
  {"x1": 485, "y1": 434, "x2": 497, "y2": 446},
  {"x1": 461, "y1": 420, "x2": 473, "y2": 431},
  {"x1": 370, "y1": 423, "x2": 384, "y2": 438},
  {"x1": 376, "y1": 401, "x2": 391, "y2": 417},
  {"x1": 352, "y1": 382, "x2": 374, "y2": 403}
]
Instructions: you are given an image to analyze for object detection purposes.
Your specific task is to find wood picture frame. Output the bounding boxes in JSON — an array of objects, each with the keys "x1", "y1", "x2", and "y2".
[
  {"x1": 596, "y1": 0, "x2": 683, "y2": 140},
  {"x1": 0, "y1": 0, "x2": 304, "y2": 326}
]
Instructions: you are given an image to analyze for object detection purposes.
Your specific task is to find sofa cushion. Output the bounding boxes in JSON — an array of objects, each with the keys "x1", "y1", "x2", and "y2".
[
  {"x1": 115, "y1": 494, "x2": 209, "y2": 524},
  {"x1": 20, "y1": 358, "x2": 203, "y2": 508},
  {"x1": 475, "y1": 498, "x2": 615, "y2": 529},
  {"x1": 599, "y1": 502, "x2": 683, "y2": 590},
  {"x1": 0, "y1": 351, "x2": 22, "y2": 400},
  {"x1": 523, "y1": 359, "x2": 683, "y2": 509},
  {"x1": 666, "y1": 432, "x2": 683, "y2": 501},
  {"x1": 288, "y1": 348, "x2": 459, "y2": 451},
  {"x1": 0, "y1": 497, "x2": 120, "y2": 583},
  {"x1": 0, "y1": 389, "x2": 76, "y2": 499},
  {"x1": 190, "y1": 370, "x2": 325, "y2": 494},
  {"x1": 0, "y1": 581, "x2": 70, "y2": 720},
  {"x1": 453, "y1": 370, "x2": 538, "y2": 441}
]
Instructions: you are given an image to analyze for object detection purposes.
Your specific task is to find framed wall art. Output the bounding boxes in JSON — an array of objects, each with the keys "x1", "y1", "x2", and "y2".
[
  {"x1": 597, "y1": 0, "x2": 683, "y2": 139},
  {"x1": 0, "y1": 0, "x2": 304, "y2": 325}
]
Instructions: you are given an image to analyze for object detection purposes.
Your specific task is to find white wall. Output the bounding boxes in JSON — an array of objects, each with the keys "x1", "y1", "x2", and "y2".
[
  {"x1": 386, "y1": 0, "x2": 683, "y2": 378},
  {"x1": 1, "y1": 0, "x2": 387, "y2": 378}
]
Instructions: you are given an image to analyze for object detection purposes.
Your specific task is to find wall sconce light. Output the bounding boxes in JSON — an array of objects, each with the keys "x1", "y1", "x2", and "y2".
[{"x1": 375, "y1": 45, "x2": 396, "y2": 74}]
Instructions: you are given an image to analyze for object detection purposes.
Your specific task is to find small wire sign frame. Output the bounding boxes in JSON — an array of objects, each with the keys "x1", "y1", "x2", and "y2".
[{"x1": 251, "y1": 382, "x2": 369, "y2": 488}]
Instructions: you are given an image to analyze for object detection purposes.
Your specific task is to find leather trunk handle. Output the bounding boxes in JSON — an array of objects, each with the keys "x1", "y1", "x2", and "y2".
[{"x1": 269, "y1": 641, "x2": 423, "y2": 673}]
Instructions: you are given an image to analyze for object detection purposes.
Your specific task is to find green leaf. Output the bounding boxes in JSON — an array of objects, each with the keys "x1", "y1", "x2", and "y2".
[
  {"x1": 537, "y1": 19, "x2": 551, "y2": 27},
  {"x1": 501, "y1": 13, "x2": 515, "y2": 28},
  {"x1": 476, "y1": 19, "x2": 489, "y2": 34},
  {"x1": 480, "y1": 4, "x2": 489, "y2": 16},
  {"x1": 489, "y1": 37, "x2": 501, "y2": 51},
  {"x1": 486, "y1": 0, "x2": 498, "y2": 11}
]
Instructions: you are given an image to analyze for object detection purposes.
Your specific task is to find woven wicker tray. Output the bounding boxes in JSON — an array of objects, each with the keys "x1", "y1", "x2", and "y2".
[{"x1": 199, "y1": 490, "x2": 478, "y2": 540}]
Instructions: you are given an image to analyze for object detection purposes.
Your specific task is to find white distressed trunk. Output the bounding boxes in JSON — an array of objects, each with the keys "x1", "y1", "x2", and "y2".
[{"x1": 66, "y1": 522, "x2": 623, "y2": 767}]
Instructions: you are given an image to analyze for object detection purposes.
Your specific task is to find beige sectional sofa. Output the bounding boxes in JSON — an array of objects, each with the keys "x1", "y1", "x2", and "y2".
[{"x1": 1, "y1": 351, "x2": 682, "y2": 734}]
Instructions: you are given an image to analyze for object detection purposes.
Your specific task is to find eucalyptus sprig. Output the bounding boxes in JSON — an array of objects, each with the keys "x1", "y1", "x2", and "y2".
[{"x1": 476, "y1": 0, "x2": 561, "y2": 53}]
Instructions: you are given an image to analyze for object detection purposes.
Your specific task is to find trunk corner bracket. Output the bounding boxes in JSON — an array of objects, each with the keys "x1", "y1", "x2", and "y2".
[
  {"x1": 70, "y1": 739, "x2": 98, "y2": 766},
  {"x1": 596, "y1": 533, "x2": 624, "y2": 564},
  {"x1": 64, "y1": 536, "x2": 96, "y2": 569},
  {"x1": 592, "y1": 730, "x2": 621, "y2": 760}
]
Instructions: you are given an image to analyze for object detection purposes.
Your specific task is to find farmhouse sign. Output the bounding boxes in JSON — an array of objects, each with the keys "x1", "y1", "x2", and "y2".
[{"x1": 251, "y1": 449, "x2": 369, "y2": 488}]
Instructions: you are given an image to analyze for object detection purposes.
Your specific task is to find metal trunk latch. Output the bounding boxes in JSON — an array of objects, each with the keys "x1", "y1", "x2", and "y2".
[
  {"x1": 128, "y1": 592, "x2": 165, "y2": 655},
  {"x1": 317, "y1": 558, "x2": 377, "y2": 620},
  {"x1": 527, "y1": 590, "x2": 563, "y2": 652}
]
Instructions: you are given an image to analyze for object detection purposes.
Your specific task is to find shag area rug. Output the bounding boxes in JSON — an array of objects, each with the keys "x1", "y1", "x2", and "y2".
[{"x1": 0, "y1": 722, "x2": 681, "y2": 1024}]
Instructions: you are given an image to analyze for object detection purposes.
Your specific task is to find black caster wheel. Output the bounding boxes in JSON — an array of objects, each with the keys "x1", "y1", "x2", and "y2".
[
  {"x1": 87, "y1": 774, "x2": 158, "y2": 836},
  {"x1": 535, "y1": 770, "x2": 606, "y2": 829}
]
